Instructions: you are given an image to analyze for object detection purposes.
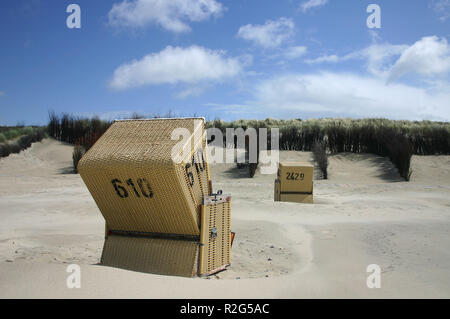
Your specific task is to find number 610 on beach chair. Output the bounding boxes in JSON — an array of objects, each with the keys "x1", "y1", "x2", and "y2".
[{"x1": 78, "y1": 118, "x2": 233, "y2": 277}]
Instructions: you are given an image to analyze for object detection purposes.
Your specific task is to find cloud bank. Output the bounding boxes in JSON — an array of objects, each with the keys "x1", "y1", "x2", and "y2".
[
  {"x1": 304, "y1": 36, "x2": 450, "y2": 80},
  {"x1": 389, "y1": 36, "x2": 450, "y2": 81},
  {"x1": 109, "y1": 45, "x2": 243, "y2": 90},
  {"x1": 254, "y1": 72, "x2": 450, "y2": 120},
  {"x1": 250, "y1": 36, "x2": 450, "y2": 121}
]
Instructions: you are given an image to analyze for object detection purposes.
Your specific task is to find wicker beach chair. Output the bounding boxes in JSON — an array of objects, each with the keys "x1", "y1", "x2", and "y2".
[{"x1": 78, "y1": 118, "x2": 231, "y2": 277}]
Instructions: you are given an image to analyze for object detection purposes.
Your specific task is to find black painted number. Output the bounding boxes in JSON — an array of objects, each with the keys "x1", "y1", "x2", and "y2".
[
  {"x1": 112, "y1": 179, "x2": 128, "y2": 198},
  {"x1": 137, "y1": 178, "x2": 153, "y2": 198},
  {"x1": 111, "y1": 178, "x2": 153, "y2": 199},
  {"x1": 185, "y1": 148, "x2": 207, "y2": 188},
  {"x1": 185, "y1": 163, "x2": 195, "y2": 187},
  {"x1": 286, "y1": 172, "x2": 305, "y2": 181},
  {"x1": 127, "y1": 178, "x2": 140, "y2": 197}
]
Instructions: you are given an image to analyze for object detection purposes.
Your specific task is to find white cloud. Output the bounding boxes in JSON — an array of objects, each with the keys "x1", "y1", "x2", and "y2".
[
  {"x1": 304, "y1": 36, "x2": 450, "y2": 81},
  {"x1": 109, "y1": 45, "x2": 243, "y2": 90},
  {"x1": 357, "y1": 44, "x2": 408, "y2": 77},
  {"x1": 305, "y1": 54, "x2": 339, "y2": 64},
  {"x1": 253, "y1": 72, "x2": 450, "y2": 120},
  {"x1": 430, "y1": 0, "x2": 450, "y2": 21},
  {"x1": 388, "y1": 36, "x2": 450, "y2": 81},
  {"x1": 304, "y1": 43, "x2": 407, "y2": 77},
  {"x1": 0, "y1": 91, "x2": 4, "y2": 97},
  {"x1": 300, "y1": 0, "x2": 328, "y2": 12},
  {"x1": 237, "y1": 18, "x2": 295, "y2": 48},
  {"x1": 243, "y1": 35, "x2": 450, "y2": 121},
  {"x1": 176, "y1": 85, "x2": 208, "y2": 99},
  {"x1": 284, "y1": 46, "x2": 308, "y2": 59},
  {"x1": 108, "y1": 0, "x2": 224, "y2": 33},
  {"x1": 368, "y1": 30, "x2": 381, "y2": 43}
]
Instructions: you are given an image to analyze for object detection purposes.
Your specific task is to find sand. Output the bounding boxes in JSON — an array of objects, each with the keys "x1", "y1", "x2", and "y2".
[{"x1": 0, "y1": 138, "x2": 449, "y2": 298}]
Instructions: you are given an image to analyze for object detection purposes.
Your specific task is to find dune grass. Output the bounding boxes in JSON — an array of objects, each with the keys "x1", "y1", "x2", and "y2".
[
  {"x1": 0, "y1": 126, "x2": 36, "y2": 141},
  {"x1": 312, "y1": 140, "x2": 328, "y2": 179},
  {"x1": 207, "y1": 118, "x2": 449, "y2": 155},
  {"x1": 0, "y1": 127, "x2": 47, "y2": 158},
  {"x1": 208, "y1": 118, "x2": 448, "y2": 180},
  {"x1": 48, "y1": 111, "x2": 112, "y2": 151},
  {"x1": 72, "y1": 145, "x2": 86, "y2": 173},
  {"x1": 47, "y1": 113, "x2": 449, "y2": 180}
]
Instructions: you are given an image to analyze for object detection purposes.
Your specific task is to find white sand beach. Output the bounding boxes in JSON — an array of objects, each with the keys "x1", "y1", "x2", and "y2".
[{"x1": 0, "y1": 139, "x2": 449, "y2": 298}]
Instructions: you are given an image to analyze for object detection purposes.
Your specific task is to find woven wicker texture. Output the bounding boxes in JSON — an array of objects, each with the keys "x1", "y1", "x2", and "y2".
[
  {"x1": 199, "y1": 200, "x2": 232, "y2": 275},
  {"x1": 101, "y1": 234, "x2": 199, "y2": 277},
  {"x1": 78, "y1": 118, "x2": 211, "y2": 236}
]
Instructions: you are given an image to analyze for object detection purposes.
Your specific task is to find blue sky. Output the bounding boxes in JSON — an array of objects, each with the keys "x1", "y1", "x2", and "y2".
[{"x1": 0, "y1": 0, "x2": 449, "y2": 125}]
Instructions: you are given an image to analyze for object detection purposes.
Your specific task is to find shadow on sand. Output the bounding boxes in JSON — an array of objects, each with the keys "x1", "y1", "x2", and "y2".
[
  {"x1": 223, "y1": 165, "x2": 252, "y2": 179},
  {"x1": 58, "y1": 166, "x2": 76, "y2": 175},
  {"x1": 221, "y1": 153, "x2": 404, "y2": 183}
]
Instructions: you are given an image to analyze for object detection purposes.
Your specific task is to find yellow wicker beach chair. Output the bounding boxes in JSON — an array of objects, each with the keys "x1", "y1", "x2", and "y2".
[{"x1": 78, "y1": 118, "x2": 231, "y2": 277}]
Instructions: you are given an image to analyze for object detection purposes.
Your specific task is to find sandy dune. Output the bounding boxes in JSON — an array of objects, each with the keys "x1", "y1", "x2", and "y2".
[{"x1": 0, "y1": 139, "x2": 449, "y2": 298}]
